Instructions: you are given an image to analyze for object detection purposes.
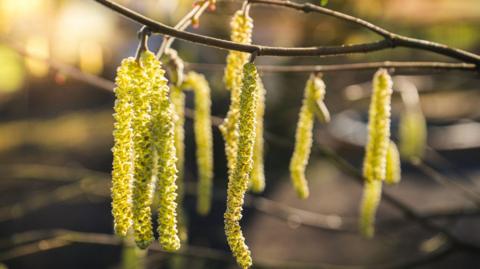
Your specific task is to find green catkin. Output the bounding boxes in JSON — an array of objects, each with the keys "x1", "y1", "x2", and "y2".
[
  {"x1": 184, "y1": 72, "x2": 214, "y2": 216},
  {"x1": 289, "y1": 75, "x2": 327, "y2": 199},
  {"x1": 111, "y1": 57, "x2": 136, "y2": 237},
  {"x1": 224, "y1": 63, "x2": 258, "y2": 269},
  {"x1": 220, "y1": 10, "x2": 253, "y2": 176},
  {"x1": 249, "y1": 78, "x2": 266, "y2": 193},
  {"x1": 399, "y1": 108, "x2": 427, "y2": 161},
  {"x1": 130, "y1": 53, "x2": 156, "y2": 249},
  {"x1": 385, "y1": 141, "x2": 401, "y2": 185},
  {"x1": 360, "y1": 69, "x2": 393, "y2": 238},
  {"x1": 141, "y1": 51, "x2": 181, "y2": 252}
]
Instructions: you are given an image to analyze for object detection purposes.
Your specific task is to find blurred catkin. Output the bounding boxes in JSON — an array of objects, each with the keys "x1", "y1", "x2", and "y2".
[
  {"x1": 289, "y1": 75, "x2": 327, "y2": 199},
  {"x1": 224, "y1": 63, "x2": 258, "y2": 269},
  {"x1": 111, "y1": 57, "x2": 136, "y2": 237},
  {"x1": 385, "y1": 141, "x2": 401, "y2": 185},
  {"x1": 184, "y1": 72, "x2": 214, "y2": 215},
  {"x1": 360, "y1": 69, "x2": 393, "y2": 237}
]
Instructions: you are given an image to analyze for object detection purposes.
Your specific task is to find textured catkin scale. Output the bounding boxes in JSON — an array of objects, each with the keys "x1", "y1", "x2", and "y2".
[
  {"x1": 360, "y1": 69, "x2": 393, "y2": 238},
  {"x1": 289, "y1": 76, "x2": 327, "y2": 199},
  {"x1": 224, "y1": 63, "x2": 258, "y2": 269},
  {"x1": 249, "y1": 78, "x2": 266, "y2": 193},
  {"x1": 140, "y1": 51, "x2": 181, "y2": 252},
  {"x1": 385, "y1": 141, "x2": 401, "y2": 185},
  {"x1": 111, "y1": 57, "x2": 137, "y2": 237},
  {"x1": 184, "y1": 72, "x2": 214, "y2": 216},
  {"x1": 399, "y1": 108, "x2": 426, "y2": 161},
  {"x1": 220, "y1": 10, "x2": 254, "y2": 176},
  {"x1": 359, "y1": 180, "x2": 382, "y2": 238}
]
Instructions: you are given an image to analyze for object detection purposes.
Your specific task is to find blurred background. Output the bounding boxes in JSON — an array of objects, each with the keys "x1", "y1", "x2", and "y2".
[{"x1": 0, "y1": 0, "x2": 479, "y2": 268}]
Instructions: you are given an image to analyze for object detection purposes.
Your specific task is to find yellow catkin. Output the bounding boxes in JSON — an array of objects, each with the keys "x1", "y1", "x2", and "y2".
[
  {"x1": 220, "y1": 10, "x2": 253, "y2": 176},
  {"x1": 399, "y1": 108, "x2": 426, "y2": 161},
  {"x1": 362, "y1": 69, "x2": 393, "y2": 182},
  {"x1": 141, "y1": 51, "x2": 181, "y2": 252},
  {"x1": 224, "y1": 63, "x2": 258, "y2": 269},
  {"x1": 289, "y1": 75, "x2": 327, "y2": 199},
  {"x1": 130, "y1": 52, "x2": 156, "y2": 249},
  {"x1": 184, "y1": 72, "x2": 214, "y2": 216},
  {"x1": 249, "y1": 78, "x2": 266, "y2": 193},
  {"x1": 360, "y1": 69, "x2": 393, "y2": 238},
  {"x1": 359, "y1": 180, "x2": 382, "y2": 238},
  {"x1": 111, "y1": 57, "x2": 136, "y2": 237},
  {"x1": 170, "y1": 85, "x2": 186, "y2": 201},
  {"x1": 385, "y1": 141, "x2": 401, "y2": 185}
]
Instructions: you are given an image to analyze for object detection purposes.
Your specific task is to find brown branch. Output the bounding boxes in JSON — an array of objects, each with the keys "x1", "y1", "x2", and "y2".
[
  {"x1": 187, "y1": 61, "x2": 479, "y2": 74},
  {"x1": 94, "y1": 0, "x2": 480, "y2": 65}
]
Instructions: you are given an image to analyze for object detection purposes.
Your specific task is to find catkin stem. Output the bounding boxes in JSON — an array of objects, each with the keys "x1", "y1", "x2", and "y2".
[{"x1": 224, "y1": 63, "x2": 258, "y2": 269}]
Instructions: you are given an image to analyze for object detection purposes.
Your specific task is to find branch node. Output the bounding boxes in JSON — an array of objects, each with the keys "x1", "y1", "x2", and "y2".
[{"x1": 135, "y1": 26, "x2": 152, "y2": 62}]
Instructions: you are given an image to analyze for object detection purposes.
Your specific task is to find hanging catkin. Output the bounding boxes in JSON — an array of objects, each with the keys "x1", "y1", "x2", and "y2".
[
  {"x1": 184, "y1": 72, "x2": 214, "y2": 216},
  {"x1": 289, "y1": 75, "x2": 327, "y2": 199},
  {"x1": 385, "y1": 141, "x2": 401, "y2": 185},
  {"x1": 360, "y1": 69, "x2": 393, "y2": 238},
  {"x1": 130, "y1": 52, "x2": 156, "y2": 249},
  {"x1": 141, "y1": 51, "x2": 181, "y2": 252},
  {"x1": 170, "y1": 85, "x2": 186, "y2": 201},
  {"x1": 220, "y1": 9, "x2": 253, "y2": 176},
  {"x1": 224, "y1": 63, "x2": 258, "y2": 269},
  {"x1": 399, "y1": 108, "x2": 426, "y2": 161},
  {"x1": 111, "y1": 57, "x2": 136, "y2": 237},
  {"x1": 250, "y1": 78, "x2": 266, "y2": 193}
]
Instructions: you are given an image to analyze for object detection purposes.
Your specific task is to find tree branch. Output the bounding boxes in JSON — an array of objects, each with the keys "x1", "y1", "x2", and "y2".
[{"x1": 94, "y1": 0, "x2": 480, "y2": 65}]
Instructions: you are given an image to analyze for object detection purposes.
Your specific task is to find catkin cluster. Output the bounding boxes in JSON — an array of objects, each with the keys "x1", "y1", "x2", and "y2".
[
  {"x1": 360, "y1": 69, "x2": 394, "y2": 238},
  {"x1": 289, "y1": 75, "x2": 329, "y2": 199},
  {"x1": 184, "y1": 72, "x2": 214, "y2": 216},
  {"x1": 224, "y1": 63, "x2": 259, "y2": 269},
  {"x1": 111, "y1": 51, "x2": 180, "y2": 251},
  {"x1": 220, "y1": 10, "x2": 254, "y2": 175}
]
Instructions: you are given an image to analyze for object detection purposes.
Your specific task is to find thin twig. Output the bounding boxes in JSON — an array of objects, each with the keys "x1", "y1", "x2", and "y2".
[
  {"x1": 187, "y1": 61, "x2": 479, "y2": 74},
  {"x1": 94, "y1": 0, "x2": 480, "y2": 65},
  {"x1": 157, "y1": 0, "x2": 212, "y2": 58}
]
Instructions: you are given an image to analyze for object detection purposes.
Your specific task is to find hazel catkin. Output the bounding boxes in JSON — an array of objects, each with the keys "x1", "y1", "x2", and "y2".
[
  {"x1": 250, "y1": 78, "x2": 266, "y2": 193},
  {"x1": 220, "y1": 9, "x2": 254, "y2": 176},
  {"x1": 184, "y1": 72, "x2": 214, "y2": 216},
  {"x1": 111, "y1": 57, "x2": 136, "y2": 237},
  {"x1": 224, "y1": 63, "x2": 258, "y2": 269},
  {"x1": 141, "y1": 51, "x2": 181, "y2": 252},
  {"x1": 289, "y1": 75, "x2": 328, "y2": 199},
  {"x1": 360, "y1": 69, "x2": 393, "y2": 238}
]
